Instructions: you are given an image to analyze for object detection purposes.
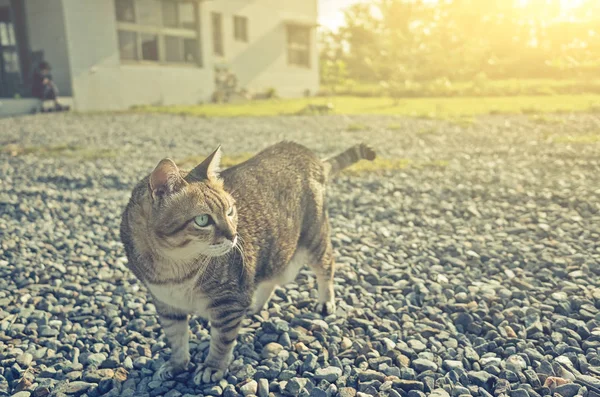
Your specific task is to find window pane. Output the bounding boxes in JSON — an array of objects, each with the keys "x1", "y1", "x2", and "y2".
[
  {"x1": 212, "y1": 13, "x2": 223, "y2": 56},
  {"x1": 179, "y1": 3, "x2": 195, "y2": 30},
  {"x1": 162, "y1": 0, "x2": 178, "y2": 27},
  {"x1": 115, "y1": 0, "x2": 135, "y2": 22},
  {"x1": 118, "y1": 30, "x2": 138, "y2": 60},
  {"x1": 287, "y1": 25, "x2": 310, "y2": 67},
  {"x1": 288, "y1": 26, "x2": 309, "y2": 46},
  {"x1": 3, "y1": 51, "x2": 20, "y2": 73},
  {"x1": 234, "y1": 16, "x2": 247, "y2": 41},
  {"x1": 141, "y1": 34, "x2": 159, "y2": 61},
  {"x1": 163, "y1": 1, "x2": 195, "y2": 29},
  {"x1": 183, "y1": 38, "x2": 198, "y2": 63},
  {"x1": 0, "y1": 22, "x2": 9, "y2": 45},
  {"x1": 135, "y1": 0, "x2": 161, "y2": 26},
  {"x1": 165, "y1": 36, "x2": 183, "y2": 62},
  {"x1": 165, "y1": 36, "x2": 198, "y2": 63},
  {"x1": 288, "y1": 49, "x2": 299, "y2": 65},
  {"x1": 298, "y1": 50, "x2": 309, "y2": 66}
]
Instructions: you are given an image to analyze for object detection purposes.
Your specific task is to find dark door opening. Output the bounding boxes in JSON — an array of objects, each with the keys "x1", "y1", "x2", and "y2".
[
  {"x1": 0, "y1": 0, "x2": 31, "y2": 98},
  {"x1": 0, "y1": 5, "x2": 21, "y2": 97}
]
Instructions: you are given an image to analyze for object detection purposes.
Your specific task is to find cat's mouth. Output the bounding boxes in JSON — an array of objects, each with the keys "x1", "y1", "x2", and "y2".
[{"x1": 204, "y1": 236, "x2": 238, "y2": 257}]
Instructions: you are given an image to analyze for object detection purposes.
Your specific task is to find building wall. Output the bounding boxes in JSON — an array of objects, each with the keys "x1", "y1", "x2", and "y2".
[
  {"x1": 207, "y1": 0, "x2": 319, "y2": 97},
  {"x1": 25, "y1": 0, "x2": 73, "y2": 96},
  {"x1": 60, "y1": 0, "x2": 213, "y2": 111},
  {"x1": 25, "y1": 0, "x2": 319, "y2": 111}
]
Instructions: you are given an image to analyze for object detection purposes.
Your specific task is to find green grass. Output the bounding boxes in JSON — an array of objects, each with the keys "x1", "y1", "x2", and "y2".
[
  {"x1": 1, "y1": 144, "x2": 118, "y2": 160},
  {"x1": 346, "y1": 123, "x2": 367, "y2": 131},
  {"x1": 319, "y1": 78, "x2": 600, "y2": 97},
  {"x1": 138, "y1": 95, "x2": 600, "y2": 119}
]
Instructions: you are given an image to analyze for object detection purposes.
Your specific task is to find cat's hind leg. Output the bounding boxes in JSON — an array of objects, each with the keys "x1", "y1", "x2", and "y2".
[
  {"x1": 251, "y1": 281, "x2": 276, "y2": 314},
  {"x1": 307, "y1": 237, "x2": 336, "y2": 316},
  {"x1": 252, "y1": 248, "x2": 310, "y2": 314}
]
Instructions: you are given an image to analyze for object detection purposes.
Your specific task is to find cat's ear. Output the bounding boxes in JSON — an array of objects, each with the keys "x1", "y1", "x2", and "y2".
[
  {"x1": 149, "y1": 158, "x2": 184, "y2": 200},
  {"x1": 191, "y1": 146, "x2": 222, "y2": 181}
]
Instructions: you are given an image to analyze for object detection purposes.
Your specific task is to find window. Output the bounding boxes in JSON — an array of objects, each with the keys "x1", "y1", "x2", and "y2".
[
  {"x1": 166, "y1": 36, "x2": 198, "y2": 63},
  {"x1": 212, "y1": 13, "x2": 223, "y2": 56},
  {"x1": 141, "y1": 34, "x2": 159, "y2": 61},
  {"x1": 162, "y1": 1, "x2": 196, "y2": 29},
  {"x1": 118, "y1": 30, "x2": 138, "y2": 60},
  {"x1": 287, "y1": 25, "x2": 310, "y2": 67},
  {"x1": 115, "y1": 0, "x2": 135, "y2": 22},
  {"x1": 114, "y1": 0, "x2": 200, "y2": 65},
  {"x1": 233, "y1": 16, "x2": 248, "y2": 42}
]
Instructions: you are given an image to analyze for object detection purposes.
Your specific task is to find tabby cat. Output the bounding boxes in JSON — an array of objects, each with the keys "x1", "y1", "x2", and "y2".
[{"x1": 119, "y1": 141, "x2": 375, "y2": 384}]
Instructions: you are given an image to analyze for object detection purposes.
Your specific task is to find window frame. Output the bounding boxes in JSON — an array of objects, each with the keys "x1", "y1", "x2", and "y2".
[
  {"x1": 286, "y1": 24, "x2": 311, "y2": 68},
  {"x1": 233, "y1": 15, "x2": 248, "y2": 42},
  {"x1": 114, "y1": 0, "x2": 202, "y2": 67}
]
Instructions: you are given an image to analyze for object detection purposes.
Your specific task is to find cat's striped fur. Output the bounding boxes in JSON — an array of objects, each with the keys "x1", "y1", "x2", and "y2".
[{"x1": 119, "y1": 141, "x2": 375, "y2": 384}]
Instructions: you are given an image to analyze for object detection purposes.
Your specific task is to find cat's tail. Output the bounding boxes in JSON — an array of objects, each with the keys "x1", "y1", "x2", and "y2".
[{"x1": 323, "y1": 143, "x2": 376, "y2": 178}]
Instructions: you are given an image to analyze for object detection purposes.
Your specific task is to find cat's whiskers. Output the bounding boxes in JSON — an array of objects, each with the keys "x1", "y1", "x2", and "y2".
[
  {"x1": 195, "y1": 254, "x2": 216, "y2": 286},
  {"x1": 235, "y1": 235, "x2": 248, "y2": 280},
  {"x1": 234, "y1": 234, "x2": 246, "y2": 278}
]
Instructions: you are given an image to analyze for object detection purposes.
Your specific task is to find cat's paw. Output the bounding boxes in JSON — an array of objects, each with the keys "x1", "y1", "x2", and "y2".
[
  {"x1": 316, "y1": 300, "x2": 336, "y2": 316},
  {"x1": 193, "y1": 364, "x2": 227, "y2": 385},
  {"x1": 156, "y1": 360, "x2": 188, "y2": 381}
]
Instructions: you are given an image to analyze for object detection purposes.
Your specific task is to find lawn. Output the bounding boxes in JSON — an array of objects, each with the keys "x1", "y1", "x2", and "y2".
[
  {"x1": 318, "y1": 78, "x2": 600, "y2": 97},
  {"x1": 138, "y1": 94, "x2": 600, "y2": 119}
]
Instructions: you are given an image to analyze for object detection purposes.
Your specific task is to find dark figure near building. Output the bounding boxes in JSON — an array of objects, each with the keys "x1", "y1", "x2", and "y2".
[{"x1": 32, "y1": 61, "x2": 68, "y2": 112}]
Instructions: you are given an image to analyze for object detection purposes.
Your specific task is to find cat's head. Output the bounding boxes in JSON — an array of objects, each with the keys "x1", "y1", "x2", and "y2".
[{"x1": 146, "y1": 146, "x2": 238, "y2": 260}]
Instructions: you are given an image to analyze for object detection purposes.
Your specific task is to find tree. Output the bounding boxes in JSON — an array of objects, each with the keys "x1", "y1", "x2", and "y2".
[{"x1": 324, "y1": 0, "x2": 600, "y2": 84}]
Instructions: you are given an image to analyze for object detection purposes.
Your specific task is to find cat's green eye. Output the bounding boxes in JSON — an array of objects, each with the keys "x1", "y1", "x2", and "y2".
[{"x1": 194, "y1": 214, "x2": 211, "y2": 227}]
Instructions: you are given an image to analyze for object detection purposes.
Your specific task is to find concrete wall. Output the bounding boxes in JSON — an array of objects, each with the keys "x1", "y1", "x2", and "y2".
[
  {"x1": 0, "y1": 98, "x2": 40, "y2": 118},
  {"x1": 25, "y1": 0, "x2": 73, "y2": 96},
  {"x1": 60, "y1": 0, "x2": 213, "y2": 111},
  {"x1": 207, "y1": 0, "x2": 319, "y2": 97}
]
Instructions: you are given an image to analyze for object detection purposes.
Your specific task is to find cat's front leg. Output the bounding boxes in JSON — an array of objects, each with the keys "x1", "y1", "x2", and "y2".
[
  {"x1": 194, "y1": 297, "x2": 248, "y2": 384},
  {"x1": 155, "y1": 301, "x2": 191, "y2": 380}
]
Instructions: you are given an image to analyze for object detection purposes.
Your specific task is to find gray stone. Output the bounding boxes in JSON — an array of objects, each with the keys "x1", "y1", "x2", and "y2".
[
  {"x1": 262, "y1": 343, "x2": 284, "y2": 359},
  {"x1": 11, "y1": 392, "x2": 32, "y2": 397},
  {"x1": 240, "y1": 380, "x2": 258, "y2": 396},
  {"x1": 85, "y1": 353, "x2": 106, "y2": 367},
  {"x1": 413, "y1": 359, "x2": 437, "y2": 372},
  {"x1": 285, "y1": 378, "x2": 308, "y2": 396},
  {"x1": 257, "y1": 378, "x2": 269, "y2": 397},
  {"x1": 555, "y1": 383, "x2": 581, "y2": 397},
  {"x1": 314, "y1": 367, "x2": 342, "y2": 382},
  {"x1": 64, "y1": 381, "x2": 95, "y2": 395}
]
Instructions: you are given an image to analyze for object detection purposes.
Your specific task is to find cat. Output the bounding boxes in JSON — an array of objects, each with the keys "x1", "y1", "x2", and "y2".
[{"x1": 119, "y1": 141, "x2": 375, "y2": 384}]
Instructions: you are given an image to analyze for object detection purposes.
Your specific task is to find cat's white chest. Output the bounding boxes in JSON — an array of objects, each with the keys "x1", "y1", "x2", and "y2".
[{"x1": 147, "y1": 278, "x2": 209, "y2": 315}]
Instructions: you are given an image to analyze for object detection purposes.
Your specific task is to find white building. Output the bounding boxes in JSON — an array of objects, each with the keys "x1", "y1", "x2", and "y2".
[{"x1": 0, "y1": 0, "x2": 319, "y2": 114}]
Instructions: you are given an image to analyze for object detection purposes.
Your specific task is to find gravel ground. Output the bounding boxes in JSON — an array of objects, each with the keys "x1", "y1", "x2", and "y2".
[{"x1": 1, "y1": 112, "x2": 600, "y2": 397}]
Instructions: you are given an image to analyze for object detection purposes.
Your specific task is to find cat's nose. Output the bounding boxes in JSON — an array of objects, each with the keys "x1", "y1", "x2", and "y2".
[{"x1": 221, "y1": 228, "x2": 236, "y2": 241}]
